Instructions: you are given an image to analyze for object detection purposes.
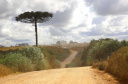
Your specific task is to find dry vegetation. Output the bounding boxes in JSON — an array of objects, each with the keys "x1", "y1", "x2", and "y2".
[
  {"x1": 0, "y1": 47, "x2": 22, "y2": 51},
  {"x1": 106, "y1": 46, "x2": 128, "y2": 83},
  {"x1": 58, "y1": 43, "x2": 89, "y2": 48},
  {"x1": 0, "y1": 64, "x2": 13, "y2": 77},
  {"x1": 40, "y1": 46, "x2": 70, "y2": 61},
  {"x1": 81, "y1": 38, "x2": 128, "y2": 83}
]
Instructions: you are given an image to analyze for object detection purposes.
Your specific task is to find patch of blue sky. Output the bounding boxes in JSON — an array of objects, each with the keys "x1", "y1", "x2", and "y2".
[
  {"x1": 38, "y1": 25, "x2": 49, "y2": 35},
  {"x1": 38, "y1": 25, "x2": 42, "y2": 28},
  {"x1": 22, "y1": 9, "x2": 27, "y2": 12},
  {"x1": 89, "y1": 6, "x2": 93, "y2": 12}
]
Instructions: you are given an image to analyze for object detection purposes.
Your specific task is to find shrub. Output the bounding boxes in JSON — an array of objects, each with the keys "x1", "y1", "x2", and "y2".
[
  {"x1": 55, "y1": 60, "x2": 61, "y2": 68},
  {"x1": 120, "y1": 40, "x2": 128, "y2": 47},
  {"x1": 21, "y1": 47, "x2": 44, "y2": 64},
  {"x1": 34, "y1": 58, "x2": 49, "y2": 70},
  {"x1": 20, "y1": 47, "x2": 49, "y2": 70},
  {"x1": 87, "y1": 46, "x2": 99, "y2": 65},
  {"x1": 0, "y1": 58, "x2": 5, "y2": 64},
  {"x1": 1, "y1": 46, "x2": 61, "y2": 74},
  {"x1": 4, "y1": 53, "x2": 33, "y2": 72},
  {"x1": 82, "y1": 39, "x2": 123, "y2": 65}
]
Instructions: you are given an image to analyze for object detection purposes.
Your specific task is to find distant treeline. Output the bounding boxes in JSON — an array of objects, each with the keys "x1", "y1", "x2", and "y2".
[
  {"x1": 0, "y1": 49, "x2": 19, "y2": 55},
  {"x1": 0, "y1": 43, "x2": 29, "y2": 48}
]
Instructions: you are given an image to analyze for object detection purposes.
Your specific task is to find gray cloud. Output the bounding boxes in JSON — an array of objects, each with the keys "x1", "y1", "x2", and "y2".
[
  {"x1": 85, "y1": 0, "x2": 128, "y2": 15},
  {"x1": 49, "y1": 26, "x2": 71, "y2": 36},
  {"x1": 109, "y1": 16, "x2": 127, "y2": 26},
  {"x1": 41, "y1": 2, "x2": 76, "y2": 36},
  {"x1": 80, "y1": 26, "x2": 106, "y2": 36},
  {"x1": 106, "y1": 31, "x2": 128, "y2": 36},
  {"x1": 44, "y1": 7, "x2": 74, "y2": 27},
  {"x1": 0, "y1": 0, "x2": 19, "y2": 19},
  {"x1": 92, "y1": 16, "x2": 106, "y2": 24},
  {"x1": 6, "y1": 37, "x2": 31, "y2": 43}
]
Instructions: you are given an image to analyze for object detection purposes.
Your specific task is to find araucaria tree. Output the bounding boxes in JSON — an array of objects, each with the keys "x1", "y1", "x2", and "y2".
[{"x1": 16, "y1": 11, "x2": 53, "y2": 47}]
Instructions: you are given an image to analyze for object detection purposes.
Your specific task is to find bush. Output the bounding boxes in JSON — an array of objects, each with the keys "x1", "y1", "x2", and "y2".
[
  {"x1": 1, "y1": 46, "x2": 61, "y2": 75},
  {"x1": 82, "y1": 39, "x2": 125, "y2": 65},
  {"x1": 0, "y1": 58, "x2": 5, "y2": 64},
  {"x1": 87, "y1": 46, "x2": 99, "y2": 65},
  {"x1": 20, "y1": 47, "x2": 49, "y2": 70},
  {"x1": 4, "y1": 53, "x2": 33, "y2": 72},
  {"x1": 35, "y1": 58, "x2": 49, "y2": 70},
  {"x1": 21, "y1": 47, "x2": 43, "y2": 64},
  {"x1": 55, "y1": 60, "x2": 61, "y2": 68}
]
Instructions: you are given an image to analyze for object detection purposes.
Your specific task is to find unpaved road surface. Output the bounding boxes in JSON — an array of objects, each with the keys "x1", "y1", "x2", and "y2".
[
  {"x1": 0, "y1": 67, "x2": 119, "y2": 84},
  {"x1": 61, "y1": 50, "x2": 78, "y2": 68}
]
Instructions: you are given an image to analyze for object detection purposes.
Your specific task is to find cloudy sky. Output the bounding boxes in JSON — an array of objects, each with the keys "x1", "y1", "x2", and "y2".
[{"x1": 1, "y1": 0, "x2": 128, "y2": 46}]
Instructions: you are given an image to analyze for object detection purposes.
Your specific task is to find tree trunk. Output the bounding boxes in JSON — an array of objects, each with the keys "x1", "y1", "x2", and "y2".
[{"x1": 35, "y1": 20, "x2": 38, "y2": 47}]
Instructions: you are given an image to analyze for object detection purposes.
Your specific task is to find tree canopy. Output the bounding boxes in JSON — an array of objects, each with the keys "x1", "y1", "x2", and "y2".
[
  {"x1": 15, "y1": 11, "x2": 53, "y2": 47},
  {"x1": 16, "y1": 11, "x2": 53, "y2": 23}
]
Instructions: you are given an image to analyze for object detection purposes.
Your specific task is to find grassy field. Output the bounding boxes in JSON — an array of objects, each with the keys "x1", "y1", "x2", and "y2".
[
  {"x1": 55, "y1": 43, "x2": 89, "y2": 49},
  {"x1": 0, "y1": 47, "x2": 22, "y2": 51}
]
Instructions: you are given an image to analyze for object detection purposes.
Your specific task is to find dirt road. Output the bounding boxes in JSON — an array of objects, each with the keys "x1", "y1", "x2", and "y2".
[
  {"x1": 61, "y1": 50, "x2": 78, "y2": 68},
  {"x1": 0, "y1": 67, "x2": 119, "y2": 84}
]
